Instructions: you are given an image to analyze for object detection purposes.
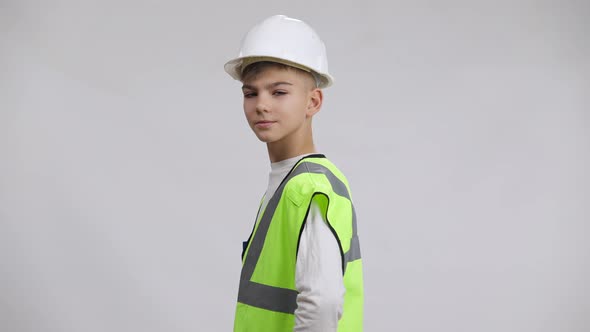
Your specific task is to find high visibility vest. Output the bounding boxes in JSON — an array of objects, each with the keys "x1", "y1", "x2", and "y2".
[{"x1": 234, "y1": 154, "x2": 364, "y2": 332}]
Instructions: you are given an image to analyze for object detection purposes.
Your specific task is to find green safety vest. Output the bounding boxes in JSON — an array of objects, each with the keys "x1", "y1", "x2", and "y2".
[{"x1": 234, "y1": 154, "x2": 364, "y2": 332}]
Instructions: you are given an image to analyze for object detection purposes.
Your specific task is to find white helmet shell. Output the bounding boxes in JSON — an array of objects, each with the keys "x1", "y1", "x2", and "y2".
[{"x1": 224, "y1": 15, "x2": 334, "y2": 88}]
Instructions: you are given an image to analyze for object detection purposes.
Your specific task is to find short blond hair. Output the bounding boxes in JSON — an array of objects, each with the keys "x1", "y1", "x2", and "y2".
[{"x1": 241, "y1": 61, "x2": 319, "y2": 89}]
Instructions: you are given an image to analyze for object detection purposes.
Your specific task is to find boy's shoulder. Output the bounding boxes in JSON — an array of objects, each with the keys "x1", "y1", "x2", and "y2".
[
  {"x1": 298, "y1": 155, "x2": 348, "y2": 176},
  {"x1": 290, "y1": 155, "x2": 352, "y2": 193}
]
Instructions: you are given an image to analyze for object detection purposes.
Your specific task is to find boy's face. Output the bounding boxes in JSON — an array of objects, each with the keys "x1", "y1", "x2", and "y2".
[{"x1": 241, "y1": 66, "x2": 319, "y2": 144}]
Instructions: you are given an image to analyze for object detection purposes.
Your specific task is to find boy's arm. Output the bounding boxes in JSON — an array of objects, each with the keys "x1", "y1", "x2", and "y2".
[{"x1": 294, "y1": 201, "x2": 345, "y2": 332}]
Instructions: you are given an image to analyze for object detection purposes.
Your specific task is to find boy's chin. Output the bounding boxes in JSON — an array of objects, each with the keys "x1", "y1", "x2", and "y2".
[
  {"x1": 255, "y1": 134, "x2": 280, "y2": 143},
  {"x1": 257, "y1": 137, "x2": 276, "y2": 143}
]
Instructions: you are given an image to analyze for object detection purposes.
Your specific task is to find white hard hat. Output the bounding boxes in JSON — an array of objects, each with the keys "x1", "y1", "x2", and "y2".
[{"x1": 224, "y1": 14, "x2": 334, "y2": 88}]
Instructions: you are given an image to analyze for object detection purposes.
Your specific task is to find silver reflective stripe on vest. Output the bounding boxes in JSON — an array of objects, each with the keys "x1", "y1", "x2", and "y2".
[
  {"x1": 238, "y1": 160, "x2": 361, "y2": 314},
  {"x1": 238, "y1": 280, "x2": 298, "y2": 314},
  {"x1": 302, "y1": 162, "x2": 361, "y2": 267}
]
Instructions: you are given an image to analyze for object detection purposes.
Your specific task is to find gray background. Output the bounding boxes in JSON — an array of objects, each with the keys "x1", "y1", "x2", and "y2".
[{"x1": 1, "y1": 0, "x2": 589, "y2": 331}]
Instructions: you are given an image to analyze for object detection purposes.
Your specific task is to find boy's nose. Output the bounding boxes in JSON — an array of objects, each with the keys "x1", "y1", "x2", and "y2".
[{"x1": 255, "y1": 101, "x2": 270, "y2": 113}]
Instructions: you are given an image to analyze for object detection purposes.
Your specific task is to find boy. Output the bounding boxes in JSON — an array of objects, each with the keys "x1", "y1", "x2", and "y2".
[{"x1": 224, "y1": 15, "x2": 364, "y2": 332}]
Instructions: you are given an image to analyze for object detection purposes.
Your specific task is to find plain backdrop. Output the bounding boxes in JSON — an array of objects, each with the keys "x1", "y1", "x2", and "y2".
[{"x1": 1, "y1": 0, "x2": 589, "y2": 331}]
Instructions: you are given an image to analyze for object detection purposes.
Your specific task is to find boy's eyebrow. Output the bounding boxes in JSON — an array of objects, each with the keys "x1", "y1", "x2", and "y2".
[{"x1": 241, "y1": 81, "x2": 293, "y2": 90}]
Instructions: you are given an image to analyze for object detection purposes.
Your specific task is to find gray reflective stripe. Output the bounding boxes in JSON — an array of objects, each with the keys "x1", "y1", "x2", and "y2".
[
  {"x1": 344, "y1": 235, "x2": 361, "y2": 264},
  {"x1": 238, "y1": 163, "x2": 311, "y2": 313},
  {"x1": 301, "y1": 162, "x2": 351, "y2": 199},
  {"x1": 238, "y1": 160, "x2": 361, "y2": 313},
  {"x1": 344, "y1": 204, "x2": 361, "y2": 267},
  {"x1": 301, "y1": 162, "x2": 361, "y2": 269},
  {"x1": 237, "y1": 280, "x2": 298, "y2": 314}
]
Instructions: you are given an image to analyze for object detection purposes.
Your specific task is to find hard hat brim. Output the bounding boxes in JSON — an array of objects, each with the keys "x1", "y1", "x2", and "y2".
[{"x1": 224, "y1": 55, "x2": 334, "y2": 89}]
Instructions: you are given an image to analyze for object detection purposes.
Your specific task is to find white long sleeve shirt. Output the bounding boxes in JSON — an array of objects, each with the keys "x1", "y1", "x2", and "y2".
[{"x1": 257, "y1": 154, "x2": 345, "y2": 331}]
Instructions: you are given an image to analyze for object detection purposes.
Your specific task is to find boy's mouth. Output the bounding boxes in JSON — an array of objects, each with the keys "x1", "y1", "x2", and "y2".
[{"x1": 255, "y1": 120, "x2": 276, "y2": 128}]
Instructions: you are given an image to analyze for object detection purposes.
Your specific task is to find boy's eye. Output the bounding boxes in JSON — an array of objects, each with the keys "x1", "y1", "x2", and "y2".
[
  {"x1": 243, "y1": 92, "x2": 257, "y2": 98},
  {"x1": 273, "y1": 91, "x2": 287, "y2": 96}
]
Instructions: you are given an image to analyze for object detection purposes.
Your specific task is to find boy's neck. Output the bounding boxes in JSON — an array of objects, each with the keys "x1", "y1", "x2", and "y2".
[{"x1": 266, "y1": 138, "x2": 317, "y2": 163}]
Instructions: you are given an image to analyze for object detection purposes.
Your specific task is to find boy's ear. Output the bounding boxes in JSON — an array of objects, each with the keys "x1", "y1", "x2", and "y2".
[{"x1": 306, "y1": 88, "x2": 323, "y2": 118}]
